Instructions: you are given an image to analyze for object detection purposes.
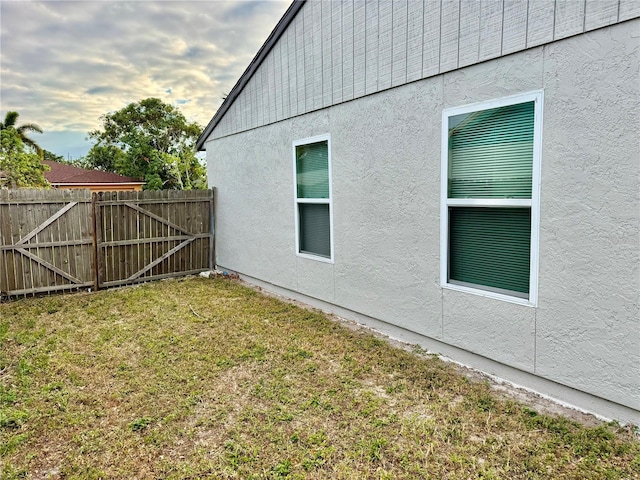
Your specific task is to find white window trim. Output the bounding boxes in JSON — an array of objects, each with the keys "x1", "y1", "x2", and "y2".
[
  {"x1": 440, "y1": 90, "x2": 543, "y2": 307},
  {"x1": 293, "y1": 133, "x2": 334, "y2": 263}
]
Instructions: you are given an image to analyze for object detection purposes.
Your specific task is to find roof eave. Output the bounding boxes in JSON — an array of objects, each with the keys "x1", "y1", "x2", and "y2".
[{"x1": 196, "y1": 0, "x2": 305, "y2": 151}]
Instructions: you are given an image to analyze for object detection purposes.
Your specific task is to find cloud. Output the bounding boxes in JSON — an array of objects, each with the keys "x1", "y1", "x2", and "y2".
[
  {"x1": 0, "y1": 0, "x2": 290, "y2": 156},
  {"x1": 86, "y1": 86, "x2": 119, "y2": 96}
]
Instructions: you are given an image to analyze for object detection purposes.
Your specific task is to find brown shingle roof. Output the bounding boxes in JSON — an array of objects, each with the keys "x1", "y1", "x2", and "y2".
[{"x1": 43, "y1": 161, "x2": 143, "y2": 185}]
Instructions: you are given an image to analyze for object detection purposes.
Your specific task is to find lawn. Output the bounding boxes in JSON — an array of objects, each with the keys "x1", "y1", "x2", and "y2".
[{"x1": 1, "y1": 277, "x2": 638, "y2": 479}]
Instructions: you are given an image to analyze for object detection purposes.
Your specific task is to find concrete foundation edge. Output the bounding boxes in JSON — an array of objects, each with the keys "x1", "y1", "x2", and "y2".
[{"x1": 219, "y1": 266, "x2": 640, "y2": 425}]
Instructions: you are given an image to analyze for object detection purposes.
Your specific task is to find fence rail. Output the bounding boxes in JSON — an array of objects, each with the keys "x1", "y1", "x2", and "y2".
[{"x1": 0, "y1": 189, "x2": 214, "y2": 299}]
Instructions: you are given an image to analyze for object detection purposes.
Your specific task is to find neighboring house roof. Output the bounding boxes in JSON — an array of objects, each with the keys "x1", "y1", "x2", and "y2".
[
  {"x1": 196, "y1": 0, "x2": 304, "y2": 151},
  {"x1": 43, "y1": 160, "x2": 144, "y2": 186}
]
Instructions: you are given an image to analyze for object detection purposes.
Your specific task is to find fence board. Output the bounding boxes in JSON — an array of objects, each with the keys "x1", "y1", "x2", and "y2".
[{"x1": 0, "y1": 189, "x2": 214, "y2": 300}]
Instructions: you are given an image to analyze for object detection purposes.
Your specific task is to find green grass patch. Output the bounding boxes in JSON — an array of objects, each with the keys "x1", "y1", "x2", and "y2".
[{"x1": 0, "y1": 277, "x2": 638, "y2": 479}]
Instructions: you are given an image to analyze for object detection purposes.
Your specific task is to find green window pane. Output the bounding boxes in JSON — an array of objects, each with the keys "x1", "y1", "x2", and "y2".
[
  {"x1": 449, "y1": 207, "x2": 531, "y2": 296},
  {"x1": 299, "y1": 203, "x2": 330, "y2": 258},
  {"x1": 296, "y1": 141, "x2": 329, "y2": 199},
  {"x1": 449, "y1": 102, "x2": 534, "y2": 199}
]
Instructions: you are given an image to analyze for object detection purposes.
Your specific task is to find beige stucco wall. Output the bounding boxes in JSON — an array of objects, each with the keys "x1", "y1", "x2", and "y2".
[{"x1": 206, "y1": 20, "x2": 639, "y2": 422}]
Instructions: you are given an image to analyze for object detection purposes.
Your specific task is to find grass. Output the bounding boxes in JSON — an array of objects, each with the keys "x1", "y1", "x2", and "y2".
[{"x1": 1, "y1": 276, "x2": 638, "y2": 479}]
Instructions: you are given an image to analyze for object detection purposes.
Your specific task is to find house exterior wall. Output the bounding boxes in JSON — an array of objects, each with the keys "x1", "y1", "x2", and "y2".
[
  {"x1": 210, "y1": 0, "x2": 640, "y2": 141},
  {"x1": 206, "y1": 20, "x2": 640, "y2": 422}
]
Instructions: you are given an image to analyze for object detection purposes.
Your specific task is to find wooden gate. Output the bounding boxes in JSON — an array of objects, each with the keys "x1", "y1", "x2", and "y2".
[
  {"x1": 0, "y1": 189, "x2": 95, "y2": 296},
  {"x1": 93, "y1": 190, "x2": 213, "y2": 289},
  {"x1": 1, "y1": 189, "x2": 214, "y2": 300}
]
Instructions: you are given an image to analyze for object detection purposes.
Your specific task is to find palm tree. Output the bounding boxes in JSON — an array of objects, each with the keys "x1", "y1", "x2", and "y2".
[{"x1": 0, "y1": 111, "x2": 43, "y2": 156}]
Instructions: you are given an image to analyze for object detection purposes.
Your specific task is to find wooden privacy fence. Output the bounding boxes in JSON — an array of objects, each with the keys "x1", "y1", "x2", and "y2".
[
  {"x1": 0, "y1": 189, "x2": 94, "y2": 297},
  {"x1": 0, "y1": 189, "x2": 214, "y2": 299}
]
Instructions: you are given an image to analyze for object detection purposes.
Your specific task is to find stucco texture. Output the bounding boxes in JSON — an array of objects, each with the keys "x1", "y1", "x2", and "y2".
[
  {"x1": 207, "y1": 20, "x2": 639, "y2": 416},
  {"x1": 536, "y1": 23, "x2": 640, "y2": 410}
]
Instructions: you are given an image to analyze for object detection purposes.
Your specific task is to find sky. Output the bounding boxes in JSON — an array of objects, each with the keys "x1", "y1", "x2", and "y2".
[{"x1": 0, "y1": 0, "x2": 290, "y2": 159}]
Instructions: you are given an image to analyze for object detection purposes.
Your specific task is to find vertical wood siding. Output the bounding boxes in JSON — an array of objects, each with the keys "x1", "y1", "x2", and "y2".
[
  {"x1": 405, "y1": 0, "x2": 423, "y2": 82},
  {"x1": 294, "y1": 13, "x2": 305, "y2": 115},
  {"x1": 332, "y1": 1, "x2": 344, "y2": 104},
  {"x1": 210, "y1": 0, "x2": 638, "y2": 140},
  {"x1": 502, "y1": 0, "x2": 529, "y2": 54},
  {"x1": 377, "y1": 0, "x2": 393, "y2": 91},
  {"x1": 554, "y1": 0, "x2": 586, "y2": 40},
  {"x1": 527, "y1": 0, "x2": 556, "y2": 48},
  {"x1": 342, "y1": 0, "x2": 355, "y2": 101},
  {"x1": 274, "y1": 43, "x2": 283, "y2": 122},
  {"x1": 458, "y1": 0, "x2": 480, "y2": 67},
  {"x1": 422, "y1": 1, "x2": 441, "y2": 77},
  {"x1": 479, "y1": 0, "x2": 503, "y2": 61},
  {"x1": 322, "y1": 0, "x2": 333, "y2": 107},
  {"x1": 391, "y1": 0, "x2": 408, "y2": 87},
  {"x1": 280, "y1": 36, "x2": 290, "y2": 121},
  {"x1": 365, "y1": 0, "x2": 380, "y2": 95},
  {"x1": 353, "y1": 1, "x2": 366, "y2": 97},
  {"x1": 439, "y1": 0, "x2": 460, "y2": 72},
  {"x1": 620, "y1": 0, "x2": 640, "y2": 22},
  {"x1": 312, "y1": 1, "x2": 324, "y2": 110},
  {"x1": 585, "y1": 0, "x2": 620, "y2": 30}
]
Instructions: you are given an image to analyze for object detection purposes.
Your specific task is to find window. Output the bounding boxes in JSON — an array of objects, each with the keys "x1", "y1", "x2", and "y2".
[
  {"x1": 294, "y1": 135, "x2": 333, "y2": 262},
  {"x1": 440, "y1": 91, "x2": 543, "y2": 305}
]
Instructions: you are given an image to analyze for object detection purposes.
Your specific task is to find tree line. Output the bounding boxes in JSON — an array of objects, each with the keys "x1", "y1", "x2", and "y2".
[{"x1": 0, "y1": 98, "x2": 206, "y2": 190}]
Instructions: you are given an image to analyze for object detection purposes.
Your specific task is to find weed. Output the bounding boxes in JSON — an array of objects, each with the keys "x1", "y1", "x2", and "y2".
[
  {"x1": 360, "y1": 436, "x2": 388, "y2": 462},
  {"x1": 0, "y1": 409, "x2": 28, "y2": 430},
  {"x1": 0, "y1": 464, "x2": 29, "y2": 480},
  {"x1": 270, "y1": 460, "x2": 292, "y2": 478},
  {"x1": 475, "y1": 393, "x2": 496, "y2": 412},
  {"x1": 0, "y1": 385, "x2": 17, "y2": 406},
  {"x1": 0, "y1": 432, "x2": 27, "y2": 456},
  {"x1": 129, "y1": 417, "x2": 153, "y2": 432}
]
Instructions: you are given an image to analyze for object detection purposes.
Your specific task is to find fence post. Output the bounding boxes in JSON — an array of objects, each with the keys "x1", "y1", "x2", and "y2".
[{"x1": 92, "y1": 192, "x2": 101, "y2": 292}]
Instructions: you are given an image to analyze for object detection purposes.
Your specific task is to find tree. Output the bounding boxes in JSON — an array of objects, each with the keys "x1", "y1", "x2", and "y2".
[
  {"x1": 86, "y1": 98, "x2": 206, "y2": 190},
  {"x1": 42, "y1": 149, "x2": 65, "y2": 163},
  {"x1": 0, "y1": 128, "x2": 49, "y2": 188},
  {"x1": 80, "y1": 144, "x2": 126, "y2": 172},
  {"x1": 0, "y1": 111, "x2": 43, "y2": 156}
]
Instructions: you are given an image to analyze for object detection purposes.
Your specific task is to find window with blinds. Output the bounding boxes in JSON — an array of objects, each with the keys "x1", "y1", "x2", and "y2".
[
  {"x1": 294, "y1": 136, "x2": 333, "y2": 261},
  {"x1": 441, "y1": 92, "x2": 543, "y2": 305}
]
